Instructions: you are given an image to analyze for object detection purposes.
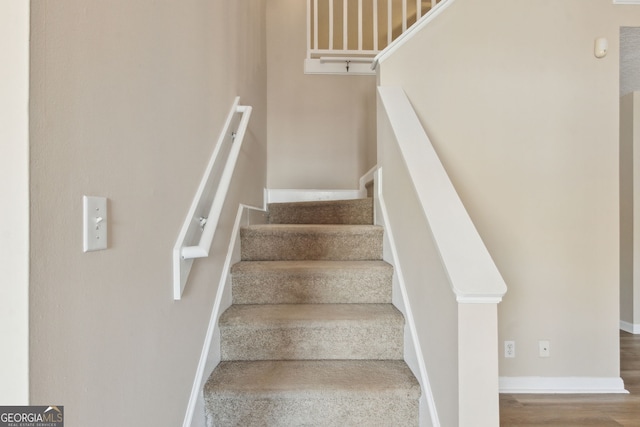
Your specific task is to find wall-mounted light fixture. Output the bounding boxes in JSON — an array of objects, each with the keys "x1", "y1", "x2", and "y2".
[{"x1": 595, "y1": 37, "x2": 608, "y2": 59}]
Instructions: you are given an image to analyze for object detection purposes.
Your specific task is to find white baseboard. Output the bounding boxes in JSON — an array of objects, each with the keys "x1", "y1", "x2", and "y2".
[
  {"x1": 182, "y1": 203, "x2": 266, "y2": 427},
  {"x1": 499, "y1": 376, "x2": 628, "y2": 394},
  {"x1": 266, "y1": 188, "x2": 366, "y2": 204},
  {"x1": 620, "y1": 320, "x2": 640, "y2": 334}
]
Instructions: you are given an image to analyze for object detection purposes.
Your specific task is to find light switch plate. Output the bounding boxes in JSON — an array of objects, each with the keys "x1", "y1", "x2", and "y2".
[{"x1": 83, "y1": 196, "x2": 107, "y2": 252}]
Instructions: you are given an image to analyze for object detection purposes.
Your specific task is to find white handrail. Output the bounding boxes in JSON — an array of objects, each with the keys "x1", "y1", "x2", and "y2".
[
  {"x1": 172, "y1": 97, "x2": 252, "y2": 300},
  {"x1": 372, "y1": 0, "x2": 453, "y2": 70},
  {"x1": 377, "y1": 86, "x2": 506, "y2": 302}
]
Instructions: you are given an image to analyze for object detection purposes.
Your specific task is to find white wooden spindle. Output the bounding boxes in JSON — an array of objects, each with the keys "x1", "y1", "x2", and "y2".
[
  {"x1": 416, "y1": 0, "x2": 421, "y2": 19},
  {"x1": 314, "y1": 0, "x2": 319, "y2": 50},
  {"x1": 402, "y1": 0, "x2": 407, "y2": 32},
  {"x1": 387, "y1": 0, "x2": 392, "y2": 46},
  {"x1": 307, "y1": 0, "x2": 311, "y2": 57},
  {"x1": 373, "y1": 0, "x2": 378, "y2": 51},
  {"x1": 343, "y1": 0, "x2": 348, "y2": 50},
  {"x1": 329, "y1": 0, "x2": 334, "y2": 49},
  {"x1": 358, "y1": 0, "x2": 363, "y2": 51}
]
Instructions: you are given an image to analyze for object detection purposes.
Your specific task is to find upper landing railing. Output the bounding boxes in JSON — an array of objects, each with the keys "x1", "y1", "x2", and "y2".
[{"x1": 306, "y1": 0, "x2": 440, "y2": 74}]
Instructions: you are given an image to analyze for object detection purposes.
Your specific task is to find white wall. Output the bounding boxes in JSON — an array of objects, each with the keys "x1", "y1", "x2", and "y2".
[
  {"x1": 28, "y1": 1, "x2": 266, "y2": 425},
  {"x1": 378, "y1": 0, "x2": 640, "y2": 385},
  {"x1": 267, "y1": 0, "x2": 377, "y2": 190},
  {"x1": 0, "y1": 0, "x2": 30, "y2": 405}
]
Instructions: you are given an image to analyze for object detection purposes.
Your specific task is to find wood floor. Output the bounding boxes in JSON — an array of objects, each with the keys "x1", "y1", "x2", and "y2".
[{"x1": 500, "y1": 331, "x2": 640, "y2": 426}]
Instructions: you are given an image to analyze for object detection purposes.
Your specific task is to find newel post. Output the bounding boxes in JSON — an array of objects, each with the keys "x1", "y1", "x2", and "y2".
[{"x1": 458, "y1": 301, "x2": 501, "y2": 427}]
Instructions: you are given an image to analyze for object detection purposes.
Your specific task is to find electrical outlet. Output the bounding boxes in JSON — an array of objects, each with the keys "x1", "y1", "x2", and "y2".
[
  {"x1": 504, "y1": 341, "x2": 515, "y2": 358},
  {"x1": 539, "y1": 340, "x2": 550, "y2": 357}
]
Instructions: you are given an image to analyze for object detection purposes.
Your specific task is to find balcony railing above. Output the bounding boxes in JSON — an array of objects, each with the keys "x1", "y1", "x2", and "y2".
[{"x1": 306, "y1": 0, "x2": 438, "y2": 75}]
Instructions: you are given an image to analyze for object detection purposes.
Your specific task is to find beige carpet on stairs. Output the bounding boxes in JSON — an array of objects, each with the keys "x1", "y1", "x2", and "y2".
[{"x1": 204, "y1": 197, "x2": 421, "y2": 426}]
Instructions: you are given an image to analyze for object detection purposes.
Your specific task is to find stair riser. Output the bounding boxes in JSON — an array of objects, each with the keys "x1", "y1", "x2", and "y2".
[
  {"x1": 232, "y1": 269, "x2": 393, "y2": 304},
  {"x1": 220, "y1": 326, "x2": 403, "y2": 361},
  {"x1": 205, "y1": 398, "x2": 418, "y2": 427},
  {"x1": 268, "y1": 198, "x2": 374, "y2": 225},
  {"x1": 240, "y1": 229, "x2": 383, "y2": 261}
]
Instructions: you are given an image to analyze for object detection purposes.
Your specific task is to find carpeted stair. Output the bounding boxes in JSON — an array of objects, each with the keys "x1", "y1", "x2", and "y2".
[{"x1": 204, "y1": 197, "x2": 421, "y2": 426}]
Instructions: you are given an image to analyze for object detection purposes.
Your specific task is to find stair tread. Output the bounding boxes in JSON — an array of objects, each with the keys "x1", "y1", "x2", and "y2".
[
  {"x1": 232, "y1": 259, "x2": 392, "y2": 274},
  {"x1": 242, "y1": 224, "x2": 383, "y2": 233},
  {"x1": 220, "y1": 303, "x2": 402, "y2": 326},
  {"x1": 205, "y1": 360, "x2": 420, "y2": 398}
]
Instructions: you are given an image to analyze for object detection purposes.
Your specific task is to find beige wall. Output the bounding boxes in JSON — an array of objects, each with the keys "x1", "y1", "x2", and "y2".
[
  {"x1": 267, "y1": 0, "x2": 376, "y2": 190},
  {"x1": 28, "y1": 1, "x2": 266, "y2": 425},
  {"x1": 379, "y1": 0, "x2": 640, "y2": 379},
  {"x1": 0, "y1": 0, "x2": 30, "y2": 405},
  {"x1": 620, "y1": 92, "x2": 640, "y2": 327}
]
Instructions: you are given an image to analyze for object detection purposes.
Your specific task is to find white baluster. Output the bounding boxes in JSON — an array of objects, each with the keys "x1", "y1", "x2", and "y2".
[
  {"x1": 387, "y1": 0, "x2": 392, "y2": 46},
  {"x1": 344, "y1": 0, "x2": 348, "y2": 50},
  {"x1": 358, "y1": 0, "x2": 363, "y2": 51},
  {"x1": 402, "y1": 0, "x2": 407, "y2": 32},
  {"x1": 329, "y1": 0, "x2": 334, "y2": 50},
  {"x1": 314, "y1": 0, "x2": 319, "y2": 51},
  {"x1": 373, "y1": 0, "x2": 378, "y2": 51},
  {"x1": 307, "y1": 0, "x2": 311, "y2": 57}
]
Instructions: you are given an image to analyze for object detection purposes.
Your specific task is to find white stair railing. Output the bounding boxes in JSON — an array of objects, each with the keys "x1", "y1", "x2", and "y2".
[
  {"x1": 173, "y1": 97, "x2": 252, "y2": 300},
  {"x1": 377, "y1": 86, "x2": 506, "y2": 425},
  {"x1": 305, "y1": 0, "x2": 438, "y2": 74}
]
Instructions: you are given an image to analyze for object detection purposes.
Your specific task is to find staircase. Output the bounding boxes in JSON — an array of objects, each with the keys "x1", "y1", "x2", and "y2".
[{"x1": 203, "y1": 198, "x2": 421, "y2": 426}]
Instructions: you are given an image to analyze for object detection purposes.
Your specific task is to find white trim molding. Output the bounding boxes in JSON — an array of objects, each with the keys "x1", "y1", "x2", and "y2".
[
  {"x1": 499, "y1": 376, "x2": 628, "y2": 394},
  {"x1": 456, "y1": 295, "x2": 503, "y2": 304},
  {"x1": 182, "y1": 203, "x2": 267, "y2": 427},
  {"x1": 359, "y1": 165, "x2": 377, "y2": 193},
  {"x1": 266, "y1": 188, "x2": 366, "y2": 204},
  {"x1": 304, "y1": 58, "x2": 376, "y2": 76},
  {"x1": 614, "y1": 0, "x2": 640, "y2": 4},
  {"x1": 620, "y1": 320, "x2": 640, "y2": 334}
]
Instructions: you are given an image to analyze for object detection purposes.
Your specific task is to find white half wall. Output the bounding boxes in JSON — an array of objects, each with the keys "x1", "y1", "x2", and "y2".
[{"x1": 0, "y1": 0, "x2": 30, "y2": 405}]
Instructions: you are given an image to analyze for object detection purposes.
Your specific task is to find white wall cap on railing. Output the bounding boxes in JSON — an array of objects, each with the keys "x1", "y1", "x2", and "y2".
[
  {"x1": 372, "y1": 0, "x2": 455, "y2": 70},
  {"x1": 378, "y1": 86, "x2": 507, "y2": 303}
]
